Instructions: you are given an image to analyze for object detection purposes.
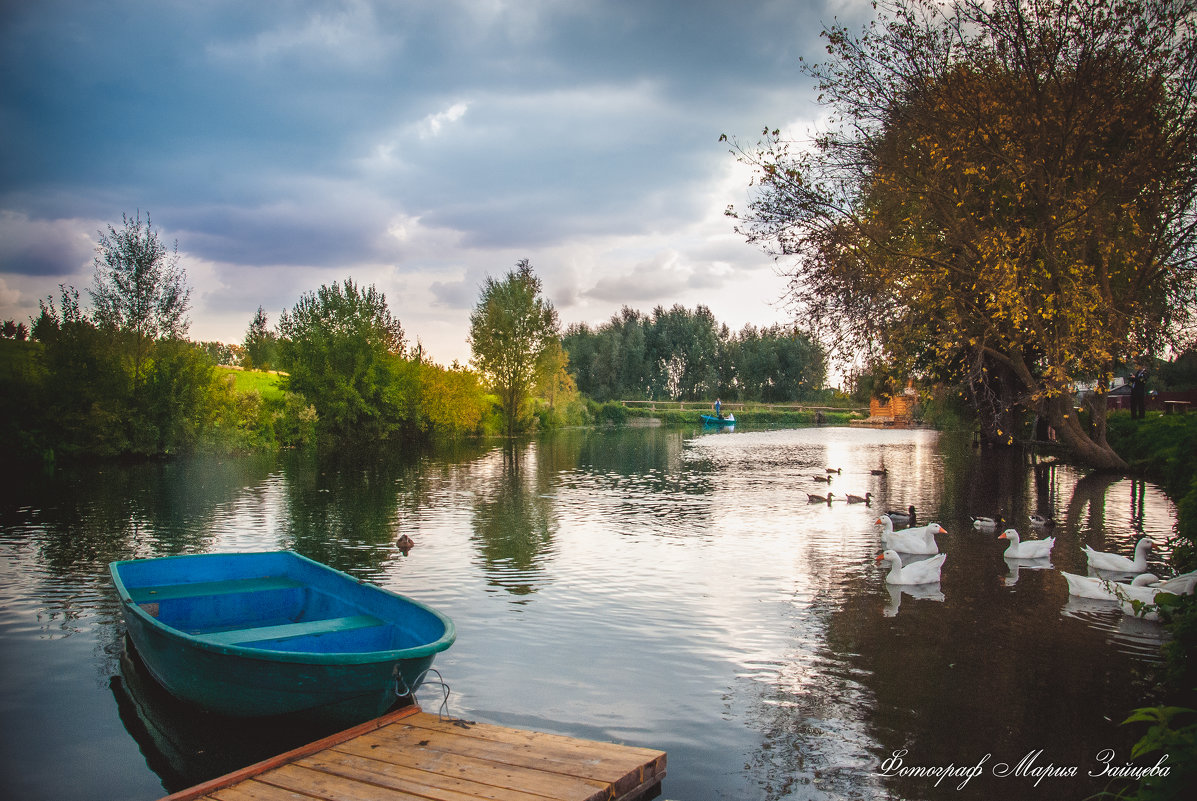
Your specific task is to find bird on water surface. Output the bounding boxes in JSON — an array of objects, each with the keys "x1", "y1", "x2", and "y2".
[{"x1": 885, "y1": 505, "x2": 917, "y2": 526}]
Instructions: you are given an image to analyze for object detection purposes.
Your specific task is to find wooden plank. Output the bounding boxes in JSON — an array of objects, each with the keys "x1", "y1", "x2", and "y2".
[
  {"x1": 257, "y1": 763, "x2": 429, "y2": 800},
  {"x1": 346, "y1": 720, "x2": 661, "y2": 788},
  {"x1": 163, "y1": 707, "x2": 665, "y2": 801},
  {"x1": 299, "y1": 750, "x2": 537, "y2": 801},
  {"x1": 404, "y1": 715, "x2": 666, "y2": 768},
  {"x1": 331, "y1": 734, "x2": 610, "y2": 800},
  {"x1": 364, "y1": 715, "x2": 666, "y2": 800},
  {"x1": 160, "y1": 706, "x2": 423, "y2": 801},
  {"x1": 208, "y1": 781, "x2": 318, "y2": 801},
  {"x1": 391, "y1": 716, "x2": 667, "y2": 794}
]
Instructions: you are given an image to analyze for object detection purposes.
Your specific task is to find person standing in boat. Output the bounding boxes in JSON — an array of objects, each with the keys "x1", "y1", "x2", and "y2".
[{"x1": 714, "y1": 398, "x2": 723, "y2": 419}]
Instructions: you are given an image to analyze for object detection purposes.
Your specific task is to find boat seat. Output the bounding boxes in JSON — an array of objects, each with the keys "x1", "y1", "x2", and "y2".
[
  {"x1": 124, "y1": 575, "x2": 304, "y2": 604},
  {"x1": 197, "y1": 614, "x2": 384, "y2": 646}
]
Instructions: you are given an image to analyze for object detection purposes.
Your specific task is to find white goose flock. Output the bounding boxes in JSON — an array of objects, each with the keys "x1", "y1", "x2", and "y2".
[{"x1": 863, "y1": 502, "x2": 1193, "y2": 619}]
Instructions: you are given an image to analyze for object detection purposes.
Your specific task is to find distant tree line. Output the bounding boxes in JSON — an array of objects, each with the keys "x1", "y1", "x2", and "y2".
[
  {"x1": 563, "y1": 305, "x2": 827, "y2": 403},
  {"x1": 4, "y1": 213, "x2": 829, "y2": 466},
  {"x1": 1, "y1": 215, "x2": 588, "y2": 463}
]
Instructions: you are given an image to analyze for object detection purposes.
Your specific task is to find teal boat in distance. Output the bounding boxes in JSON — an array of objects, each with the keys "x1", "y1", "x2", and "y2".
[
  {"x1": 110, "y1": 551, "x2": 455, "y2": 725},
  {"x1": 700, "y1": 413, "x2": 735, "y2": 426}
]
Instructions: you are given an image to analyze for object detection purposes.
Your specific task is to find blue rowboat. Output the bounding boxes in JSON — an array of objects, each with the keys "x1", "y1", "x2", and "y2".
[
  {"x1": 110, "y1": 550, "x2": 455, "y2": 725},
  {"x1": 701, "y1": 413, "x2": 735, "y2": 426}
]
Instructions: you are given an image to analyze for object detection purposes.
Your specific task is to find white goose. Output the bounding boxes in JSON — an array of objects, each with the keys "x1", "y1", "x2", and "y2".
[
  {"x1": 1082, "y1": 537, "x2": 1153, "y2": 573},
  {"x1": 876, "y1": 516, "x2": 944, "y2": 555},
  {"x1": 1118, "y1": 575, "x2": 1197, "y2": 621},
  {"x1": 1060, "y1": 572, "x2": 1160, "y2": 601},
  {"x1": 875, "y1": 549, "x2": 947, "y2": 585},
  {"x1": 1157, "y1": 570, "x2": 1197, "y2": 594},
  {"x1": 998, "y1": 528, "x2": 1055, "y2": 559}
]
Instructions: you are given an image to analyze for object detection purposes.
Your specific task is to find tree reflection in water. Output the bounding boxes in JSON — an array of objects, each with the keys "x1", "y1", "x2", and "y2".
[{"x1": 469, "y1": 442, "x2": 558, "y2": 599}]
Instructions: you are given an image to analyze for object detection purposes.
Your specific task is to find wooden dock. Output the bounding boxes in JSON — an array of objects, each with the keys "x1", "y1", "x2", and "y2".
[{"x1": 160, "y1": 706, "x2": 666, "y2": 801}]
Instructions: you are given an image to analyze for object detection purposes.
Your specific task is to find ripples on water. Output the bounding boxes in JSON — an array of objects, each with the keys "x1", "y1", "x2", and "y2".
[{"x1": 0, "y1": 427, "x2": 1183, "y2": 801}]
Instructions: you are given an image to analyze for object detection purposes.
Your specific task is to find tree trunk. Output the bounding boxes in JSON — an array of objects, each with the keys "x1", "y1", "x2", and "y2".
[
  {"x1": 1043, "y1": 394, "x2": 1128, "y2": 470},
  {"x1": 996, "y1": 348, "x2": 1128, "y2": 470},
  {"x1": 1086, "y1": 379, "x2": 1114, "y2": 451},
  {"x1": 968, "y1": 355, "x2": 1021, "y2": 446}
]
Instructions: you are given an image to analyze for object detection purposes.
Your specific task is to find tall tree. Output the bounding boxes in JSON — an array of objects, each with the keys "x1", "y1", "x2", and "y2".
[
  {"x1": 242, "y1": 306, "x2": 278, "y2": 370},
  {"x1": 734, "y1": 324, "x2": 827, "y2": 402},
  {"x1": 469, "y1": 260, "x2": 560, "y2": 435},
  {"x1": 277, "y1": 279, "x2": 407, "y2": 444},
  {"x1": 566, "y1": 306, "x2": 652, "y2": 400},
  {"x1": 728, "y1": 0, "x2": 1197, "y2": 468},
  {"x1": 645, "y1": 304, "x2": 722, "y2": 400},
  {"x1": 90, "y1": 212, "x2": 190, "y2": 387}
]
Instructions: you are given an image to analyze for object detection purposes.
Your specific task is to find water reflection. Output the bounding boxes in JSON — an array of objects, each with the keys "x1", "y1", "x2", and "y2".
[
  {"x1": 883, "y1": 583, "x2": 945, "y2": 617},
  {"x1": 0, "y1": 427, "x2": 1185, "y2": 801},
  {"x1": 110, "y1": 642, "x2": 343, "y2": 794},
  {"x1": 277, "y1": 448, "x2": 417, "y2": 572},
  {"x1": 1003, "y1": 556, "x2": 1054, "y2": 586},
  {"x1": 468, "y1": 443, "x2": 559, "y2": 598}
]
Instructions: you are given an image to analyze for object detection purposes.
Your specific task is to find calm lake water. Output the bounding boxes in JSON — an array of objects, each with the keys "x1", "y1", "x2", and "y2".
[{"x1": 0, "y1": 425, "x2": 1183, "y2": 800}]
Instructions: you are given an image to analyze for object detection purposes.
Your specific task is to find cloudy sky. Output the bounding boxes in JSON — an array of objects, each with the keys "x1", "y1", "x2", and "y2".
[{"x1": 1, "y1": 0, "x2": 870, "y2": 367}]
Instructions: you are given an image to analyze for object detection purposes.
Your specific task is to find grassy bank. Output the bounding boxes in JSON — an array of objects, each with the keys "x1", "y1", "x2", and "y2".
[
  {"x1": 621, "y1": 405, "x2": 864, "y2": 428},
  {"x1": 216, "y1": 366, "x2": 286, "y2": 402}
]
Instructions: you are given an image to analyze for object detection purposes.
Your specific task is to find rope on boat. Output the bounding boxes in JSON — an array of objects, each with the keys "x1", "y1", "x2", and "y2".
[{"x1": 395, "y1": 666, "x2": 473, "y2": 726}]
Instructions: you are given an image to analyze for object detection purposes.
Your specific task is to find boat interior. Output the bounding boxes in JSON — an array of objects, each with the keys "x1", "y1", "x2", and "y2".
[{"x1": 117, "y1": 557, "x2": 446, "y2": 655}]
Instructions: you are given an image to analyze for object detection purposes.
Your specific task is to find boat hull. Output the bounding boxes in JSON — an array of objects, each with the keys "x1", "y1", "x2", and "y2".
[
  {"x1": 700, "y1": 414, "x2": 735, "y2": 426},
  {"x1": 110, "y1": 551, "x2": 454, "y2": 725}
]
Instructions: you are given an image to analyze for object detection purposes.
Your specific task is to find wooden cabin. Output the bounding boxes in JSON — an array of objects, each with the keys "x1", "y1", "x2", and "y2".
[{"x1": 864, "y1": 382, "x2": 918, "y2": 427}]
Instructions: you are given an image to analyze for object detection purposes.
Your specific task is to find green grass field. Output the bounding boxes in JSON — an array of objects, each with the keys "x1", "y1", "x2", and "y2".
[{"x1": 216, "y1": 366, "x2": 285, "y2": 401}]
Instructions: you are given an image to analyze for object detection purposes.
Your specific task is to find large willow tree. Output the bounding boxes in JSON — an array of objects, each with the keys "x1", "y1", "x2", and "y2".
[{"x1": 728, "y1": 0, "x2": 1197, "y2": 468}]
